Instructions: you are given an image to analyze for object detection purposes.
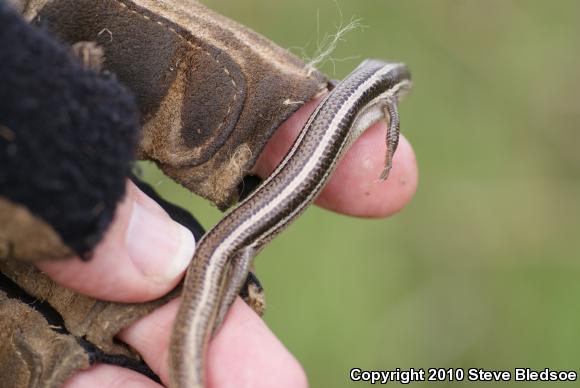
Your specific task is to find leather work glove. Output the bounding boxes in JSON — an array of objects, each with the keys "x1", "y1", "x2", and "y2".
[{"x1": 0, "y1": 0, "x2": 328, "y2": 386}]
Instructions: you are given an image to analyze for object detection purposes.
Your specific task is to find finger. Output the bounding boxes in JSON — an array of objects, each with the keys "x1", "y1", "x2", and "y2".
[
  {"x1": 253, "y1": 95, "x2": 418, "y2": 218},
  {"x1": 37, "y1": 181, "x2": 196, "y2": 302},
  {"x1": 316, "y1": 131, "x2": 417, "y2": 217},
  {"x1": 119, "y1": 298, "x2": 308, "y2": 388},
  {"x1": 64, "y1": 364, "x2": 164, "y2": 388}
]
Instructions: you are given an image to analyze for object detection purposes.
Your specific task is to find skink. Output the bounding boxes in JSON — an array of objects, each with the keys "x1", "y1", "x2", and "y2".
[{"x1": 169, "y1": 59, "x2": 412, "y2": 387}]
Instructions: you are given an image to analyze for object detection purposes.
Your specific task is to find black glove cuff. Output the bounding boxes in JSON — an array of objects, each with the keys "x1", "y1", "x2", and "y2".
[{"x1": 0, "y1": 1, "x2": 140, "y2": 259}]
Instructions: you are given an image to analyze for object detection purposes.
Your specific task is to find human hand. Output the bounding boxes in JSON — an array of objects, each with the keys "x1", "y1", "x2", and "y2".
[{"x1": 38, "y1": 95, "x2": 418, "y2": 388}]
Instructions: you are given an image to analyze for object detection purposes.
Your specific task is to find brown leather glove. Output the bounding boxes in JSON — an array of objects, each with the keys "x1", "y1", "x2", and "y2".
[{"x1": 0, "y1": 1, "x2": 328, "y2": 387}]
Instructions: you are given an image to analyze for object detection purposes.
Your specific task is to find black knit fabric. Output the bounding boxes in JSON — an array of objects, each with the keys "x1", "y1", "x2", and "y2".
[{"x1": 0, "y1": 1, "x2": 141, "y2": 258}]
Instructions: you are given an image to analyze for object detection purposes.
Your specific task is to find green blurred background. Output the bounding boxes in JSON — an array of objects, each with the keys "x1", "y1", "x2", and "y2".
[{"x1": 140, "y1": 1, "x2": 580, "y2": 386}]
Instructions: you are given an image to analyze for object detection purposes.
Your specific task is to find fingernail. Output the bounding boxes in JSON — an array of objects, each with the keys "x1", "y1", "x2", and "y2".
[{"x1": 127, "y1": 201, "x2": 195, "y2": 284}]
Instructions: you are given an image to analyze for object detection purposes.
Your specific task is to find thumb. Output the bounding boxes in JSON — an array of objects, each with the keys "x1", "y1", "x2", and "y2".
[{"x1": 37, "y1": 180, "x2": 196, "y2": 302}]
